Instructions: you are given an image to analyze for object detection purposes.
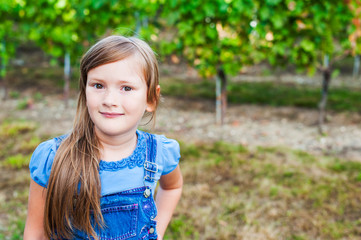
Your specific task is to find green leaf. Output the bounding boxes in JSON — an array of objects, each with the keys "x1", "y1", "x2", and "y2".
[
  {"x1": 331, "y1": 69, "x2": 340, "y2": 79},
  {"x1": 266, "y1": 0, "x2": 282, "y2": 6},
  {"x1": 271, "y1": 14, "x2": 284, "y2": 29},
  {"x1": 300, "y1": 39, "x2": 315, "y2": 52},
  {"x1": 259, "y1": 7, "x2": 270, "y2": 20}
]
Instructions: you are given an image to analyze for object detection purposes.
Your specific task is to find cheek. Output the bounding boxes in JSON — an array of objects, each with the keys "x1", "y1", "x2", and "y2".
[
  {"x1": 123, "y1": 95, "x2": 147, "y2": 112},
  {"x1": 124, "y1": 99, "x2": 146, "y2": 111},
  {"x1": 85, "y1": 90, "x2": 97, "y2": 109}
]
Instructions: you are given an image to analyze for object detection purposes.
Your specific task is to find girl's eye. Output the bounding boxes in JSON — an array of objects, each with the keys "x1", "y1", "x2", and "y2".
[
  {"x1": 122, "y1": 86, "x2": 132, "y2": 91},
  {"x1": 94, "y1": 83, "x2": 103, "y2": 89}
]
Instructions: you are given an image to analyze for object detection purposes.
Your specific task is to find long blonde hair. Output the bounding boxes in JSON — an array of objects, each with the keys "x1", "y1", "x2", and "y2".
[{"x1": 44, "y1": 36, "x2": 160, "y2": 239}]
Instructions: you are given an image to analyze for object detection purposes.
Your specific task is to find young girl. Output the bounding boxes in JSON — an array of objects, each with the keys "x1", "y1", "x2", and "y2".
[{"x1": 23, "y1": 35, "x2": 183, "y2": 240}]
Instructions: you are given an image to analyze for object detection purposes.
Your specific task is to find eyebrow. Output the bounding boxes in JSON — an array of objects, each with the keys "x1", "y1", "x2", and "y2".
[{"x1": 87, "y1": 78, "x2": 134, "y2": 84}]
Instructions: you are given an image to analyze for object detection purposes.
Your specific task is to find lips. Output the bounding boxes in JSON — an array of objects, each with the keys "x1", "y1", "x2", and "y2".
[{"x1": 100, "y1": 112, "x2": 124, "y2": 118}]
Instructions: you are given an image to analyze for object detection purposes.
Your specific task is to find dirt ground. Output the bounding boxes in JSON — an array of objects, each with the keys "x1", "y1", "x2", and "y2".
[{"x1": 2, "y1": 93, "x2": 361, "y2": 161}]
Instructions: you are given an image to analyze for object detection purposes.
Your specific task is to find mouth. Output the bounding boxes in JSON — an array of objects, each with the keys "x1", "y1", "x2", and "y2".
[{"x1": 100, "y1": 112, "x2": 124, "y2": 118}]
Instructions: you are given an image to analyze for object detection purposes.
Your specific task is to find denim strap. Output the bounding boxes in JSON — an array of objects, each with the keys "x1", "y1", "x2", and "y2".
[{"x1": 143, "y1": 132, "x2": 158, "y2": 185}]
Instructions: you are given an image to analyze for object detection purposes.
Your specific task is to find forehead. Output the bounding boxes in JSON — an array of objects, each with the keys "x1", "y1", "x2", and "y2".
[{"x1": 87, "y1": 55, "x2": 146, "y2": 82}]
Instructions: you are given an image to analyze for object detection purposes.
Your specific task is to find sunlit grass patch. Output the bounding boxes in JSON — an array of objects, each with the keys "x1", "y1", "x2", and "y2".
[
  {"x1": 287, "y1": 235, "x2": 308, "y2": 240},
  {"x1": 179, "y1": 142, "x2": 201, "y2": 158},
  {"x1": 328, "y1": 159, "x2": 361, "y2": 182},
  {"x1": 0, "y1": 214, "x2": 26, "y2": 240},
  {"x1": 0, "y1": 120, "x2": 44, "y2": 160},
  {"x1": 292, "y1": 150, "x2": 317, "y2": 163},
  {"x1": 3, "y1": 153, "x2": 33, "y2": 169},
  {"x1": 256, "y1": 146, "x2": 280, "y2": 154},
  {"x1": 179, "y1": 140, "x2": 248, "y2": 170},
  {"x1": 19, "y1": 136, "x2": 42, "y2": 153},
  {"x1": 167, "y1": 215, "x2": 199, "y2": 239},
  {"x1": 9, "y1": 91, "x2": 20, "y2": 99},
  {"x1": 0, "y1": 120, "x2": 37, "y2": 137}
]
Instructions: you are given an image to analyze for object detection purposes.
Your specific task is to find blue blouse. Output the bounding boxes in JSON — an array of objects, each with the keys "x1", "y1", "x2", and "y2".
[{"x1": 29, "y1": 130, "x2": 180, "y2": 196}]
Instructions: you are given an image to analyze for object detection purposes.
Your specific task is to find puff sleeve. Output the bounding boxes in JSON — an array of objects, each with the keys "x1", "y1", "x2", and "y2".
[
  {"x1": 29, "y1": 139, "x2": 56, "y2": 188},
  {"x1": 156, "y1": 135, "x2": 181, "y2": 175}
]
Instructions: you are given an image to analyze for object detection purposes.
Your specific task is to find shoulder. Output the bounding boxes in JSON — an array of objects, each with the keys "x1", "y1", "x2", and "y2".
[
  {"x1": 152, "y1": 133, "x2": 181, "y2": 175},
  {"x1": 139, "y1": 130, "x2": 180, "y2": 155},
  {"x1": 154, "y1": 134, "x2": 180, "y2": 153},
  {"x1": 31, "y1": 134, "x2": 68, "y2": 158},
  {"x1": 29, "y1": 134, "x2": 68, "y2": 187},
  {"x1": 30, "y1": 138, "x2": 57, "y2": 164}
]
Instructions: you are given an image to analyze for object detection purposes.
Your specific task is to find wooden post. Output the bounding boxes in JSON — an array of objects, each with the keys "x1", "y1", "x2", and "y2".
[
  {"x1": 0, "y1": 39, "x2": 8, "y2": 100},
  {"x1": 216, "y1": 73, "x2": 222, "y2": 125},
  {"x1": 216, "y1": 67, "x2": 227, "y2": 125},
  {"x1": 64, "y1": 52, "x2": 71, "y2": 107},
  {"x1": 318, "y1": 54, "x2": 331, "y2": 134},
  {"x1": 353, "y1": 54, "x2": 360, "y2": 80}
]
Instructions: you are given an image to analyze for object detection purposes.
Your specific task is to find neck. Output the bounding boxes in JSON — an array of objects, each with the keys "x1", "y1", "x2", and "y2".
[{"x1": 96, "y1": 129, "x2": 138, "y2": 161}]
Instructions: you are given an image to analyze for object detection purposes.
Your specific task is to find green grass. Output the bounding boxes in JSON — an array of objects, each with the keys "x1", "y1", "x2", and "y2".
[
  {"x1": 0, "y1": 187, "x2": 29, "y2": 240},
  {"x1": 1, "y1": 119, "x2": 361, "y2": 239},
  {"x1": 0, "y1": 120, "x2": 46, "y2": 239},
  {"x1": 165, "y1": 141, "x2": 361, "y2": 240},
  {"x1": 161, "y1": 78, "x2": 361, "y2": 112},
  {"x1": 0, "y1": 120, "x2": 37, "y2": 137},
  {"x1": 3, "y1": 153, "x2": 33, "y2": 169},
  {"x1": 0, "y1": 120, "x2": 44, "y2": 163}
]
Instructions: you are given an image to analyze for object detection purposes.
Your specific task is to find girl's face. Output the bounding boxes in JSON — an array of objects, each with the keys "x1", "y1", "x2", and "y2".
[{"x1": 86, "y1": 55, "x2": 154, "y2": 139}]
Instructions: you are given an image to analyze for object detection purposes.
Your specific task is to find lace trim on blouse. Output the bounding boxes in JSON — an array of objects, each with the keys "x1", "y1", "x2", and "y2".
[{"x1": 99, "y1": 131, "x2": 146, "y2": 171}]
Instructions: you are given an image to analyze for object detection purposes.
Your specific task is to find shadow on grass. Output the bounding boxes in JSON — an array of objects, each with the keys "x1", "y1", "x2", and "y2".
[{"x1": 161, "y1": 78, "x2": 361, "y2": 112}]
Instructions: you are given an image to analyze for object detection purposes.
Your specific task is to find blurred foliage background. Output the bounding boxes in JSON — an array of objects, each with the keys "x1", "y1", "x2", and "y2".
[{"x1": 1, "y1": 0, "x2": 361, "y2": 118}]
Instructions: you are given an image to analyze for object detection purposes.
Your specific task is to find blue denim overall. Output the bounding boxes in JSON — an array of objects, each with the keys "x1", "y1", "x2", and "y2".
[{"x1": 55, "y1": 133, "x2": 159, "y2": 240}]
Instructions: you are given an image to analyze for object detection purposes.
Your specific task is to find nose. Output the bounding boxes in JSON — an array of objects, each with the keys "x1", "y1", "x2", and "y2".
[{"x1": 102, "y1": 88, "x2": 120, "y2": 107}]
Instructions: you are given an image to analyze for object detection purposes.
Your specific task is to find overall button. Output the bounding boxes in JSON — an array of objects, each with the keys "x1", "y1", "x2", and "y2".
[
  {"x1": 144, "y1": 188, "x2": 151, "y2": 198},
  {"x1": 149, "y1": 227, "x2": 155, "y2": 234}
]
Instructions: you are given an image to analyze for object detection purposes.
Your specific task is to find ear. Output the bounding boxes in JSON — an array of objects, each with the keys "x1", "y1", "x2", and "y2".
[{"x1": 146, "y1": 85, "x2": 160, "y2": 112}]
